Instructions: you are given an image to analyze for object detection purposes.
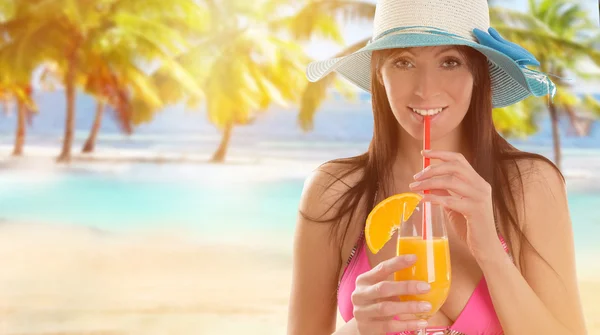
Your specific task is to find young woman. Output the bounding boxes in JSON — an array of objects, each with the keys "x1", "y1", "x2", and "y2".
[{"x1": 287, "y1": 0, "x2": 587, "y2": 334}]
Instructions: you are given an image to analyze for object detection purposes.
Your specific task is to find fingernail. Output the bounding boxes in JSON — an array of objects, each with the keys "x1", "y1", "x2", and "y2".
[
  {"x1": 417, "y1": 283, "x2": 430, "y2": 291},
  {"x1": 417, "y1": 320, "x2": 428, "y2": 328},
  {"x1": 409, "y1": 181, "x2": 420, "y2": 188},
  {"x1": 413, "y1": 171, "x2": 423, "y2": 180},
  {"x1": 419, "y1": 302, "x2": 432, "y2": 311},
  {"x1": 404, "y1": 254, "x2": 416, "y2": 262}
]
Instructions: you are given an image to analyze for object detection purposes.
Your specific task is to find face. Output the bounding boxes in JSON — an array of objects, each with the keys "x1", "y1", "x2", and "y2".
[{"x1": 378, "y1": 46, "x2": 474, "y2": 142}]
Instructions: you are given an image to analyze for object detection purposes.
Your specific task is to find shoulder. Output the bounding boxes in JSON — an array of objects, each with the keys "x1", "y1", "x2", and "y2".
[
  {"x1": 505, "y1": 156, "x2": 568, "y2": 231},
  {"x1": 299, "y1": 159, "x2": 366, "y2": 222},
  {"x1": 506, "y1": 156, "x2": 565, "y2": 199}
]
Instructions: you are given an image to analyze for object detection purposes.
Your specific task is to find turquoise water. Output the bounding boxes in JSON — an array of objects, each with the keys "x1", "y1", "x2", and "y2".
[
  {"x1": 0, "y1": 166, "x2": 301, "y2": 235},
  {"x1": 0, "y1": 164, "x2": 599, "y2": 252}
]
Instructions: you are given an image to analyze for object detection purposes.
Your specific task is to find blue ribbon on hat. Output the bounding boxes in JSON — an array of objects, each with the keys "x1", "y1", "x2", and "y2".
[
  {"x1": 474, "y1": 27, "x2": 563, "y2": 105},
  {"x1": 473, "y1": 27, "x2": 540, "y2": 68}
]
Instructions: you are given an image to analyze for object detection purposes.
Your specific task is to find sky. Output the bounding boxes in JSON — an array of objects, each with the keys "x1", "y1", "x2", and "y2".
[{"x1": 304, "y1": 0, "x2": 600, "y2": 93}]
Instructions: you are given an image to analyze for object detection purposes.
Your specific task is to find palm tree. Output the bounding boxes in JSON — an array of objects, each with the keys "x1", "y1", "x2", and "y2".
[
  {"x1": 79, "y1": 52, "x2": 163, "y2": 154},
  {"x1": 150, "y1": 0, "x2": 349, "y2": 163},
  {"x1": 0, "y1": 2, "x2": 38, "y2": 157},
  {"x1": 10, "y1": 86, "x2": 34, "y2": 156},
  {"x1": 0, "y1": 84, "x2": 35, "y2": 156},
  {"x1": 490, "y1": 0, "x2": 600, "y2": 169},
  {"x1": 79, "y1": 1, "x2": 208, "y2": 154},
  {"x1": 0, "y1": 0, "x2": 204, "y2": 163}
]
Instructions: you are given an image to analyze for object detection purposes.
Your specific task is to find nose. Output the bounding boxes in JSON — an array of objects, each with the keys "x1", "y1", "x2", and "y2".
[{"x1": 413, "y1": 68, "x2": 441, "y2": 100}]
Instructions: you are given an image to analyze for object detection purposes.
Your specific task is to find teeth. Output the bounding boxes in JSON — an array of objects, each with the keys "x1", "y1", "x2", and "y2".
[{"x1": 411, "y1": 108, "x2": 444, "y2": 116}]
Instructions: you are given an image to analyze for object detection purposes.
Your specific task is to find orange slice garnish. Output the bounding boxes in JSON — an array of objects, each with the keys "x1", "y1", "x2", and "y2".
[{"x1": 365, "y1": 192, "x2": 423, "y2": 254}]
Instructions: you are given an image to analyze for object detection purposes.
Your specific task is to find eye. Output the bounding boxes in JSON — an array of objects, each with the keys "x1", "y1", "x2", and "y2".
[
  {"x1": 393, "y1": 58, "x2": 414, "y2": 69},
  {"x1": 442, "y1": 57, "x2": 462, "y2": 68}
]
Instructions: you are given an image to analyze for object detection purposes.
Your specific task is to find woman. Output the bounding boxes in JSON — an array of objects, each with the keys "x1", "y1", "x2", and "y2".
[{"x1": 287, "y1": 0, "x2": 587, "y2": 334}]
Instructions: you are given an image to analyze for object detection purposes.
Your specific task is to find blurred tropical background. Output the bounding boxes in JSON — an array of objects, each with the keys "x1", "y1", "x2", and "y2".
[{"x1": 0, "y1": 0, "x2": 599, "y2": 334}]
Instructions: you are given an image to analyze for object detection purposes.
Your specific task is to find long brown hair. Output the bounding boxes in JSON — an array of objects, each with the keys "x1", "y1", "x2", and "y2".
[{"x1": 302, "y1": 46, "x2": 562, "y2": 280}]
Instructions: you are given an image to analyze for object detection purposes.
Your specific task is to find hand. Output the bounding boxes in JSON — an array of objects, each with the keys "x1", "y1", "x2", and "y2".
[
  {"x1": 409, "y1": 150, "x2": 499, "y2": 260},
  {"x1": 351, "y1": 255, "x2": 431, "y2": 335}
]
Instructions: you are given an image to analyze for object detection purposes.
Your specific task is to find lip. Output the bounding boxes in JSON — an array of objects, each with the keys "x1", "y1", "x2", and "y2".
[
  {"x1": 408, "y1": 106, "x2": 448, "y2": 110},
  {"x1": 408, "y1": 106, "x2": 448, "y2": 123}
]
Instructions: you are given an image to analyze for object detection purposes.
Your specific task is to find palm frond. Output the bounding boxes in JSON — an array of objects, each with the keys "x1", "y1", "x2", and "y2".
[
  {"x1": 490, "y1": 6, "x2": 555, "y2": 34},
  {"x1": 0, "y1": 0, "x2": 16, "y2": 21},
  {"x1": 110, "y1": 12, "x2": 190, "y2": 53},
  {"x1": 298, "y1": 73, "x2": 335, "y2": 131},
  {"x1": 492, "y1": 97, "x2": 543, "y2": 138},
  {"x1": 269, "y1": 0, "x2": 374, "y2": 43},
  {"x1": 582, "y1": 94, "x2": 600, "y2": 118},
  {"x1": 297, "y1": 36, "x2": 369, "y2": 130},
  {"x1": 493, "y1": 26, "x2": 600, "y2": 67},
  {"x1": 553, "y1": 88, "x2": 580, "y2": 107}
]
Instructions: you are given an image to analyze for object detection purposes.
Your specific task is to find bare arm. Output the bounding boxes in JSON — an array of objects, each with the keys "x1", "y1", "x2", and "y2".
[
  {"x1": 478, "y1": 160, "x2": 587, "y2": 334},
  {"x1": 287, "y1": 167, "x2": 350, "y2": 335}
]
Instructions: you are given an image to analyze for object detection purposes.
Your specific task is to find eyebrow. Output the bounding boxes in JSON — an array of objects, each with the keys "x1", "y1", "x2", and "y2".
[
  {"x1": 434, "y1": 46, "x2": 458, "y2": 57},
  {"x1": 392, "y1": 46, "x2": 458, "y2": 57}
]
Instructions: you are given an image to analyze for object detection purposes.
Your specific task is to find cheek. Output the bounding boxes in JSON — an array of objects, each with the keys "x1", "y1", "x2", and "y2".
[
  {"x1": 436, "y1": 71, "x2": 474, "y2": 135},
  {"x1": 380, "y1": 71, "x2": 412, "y2": 118},
  {"x1": 446, "y1": 71, "x2": 474, "y2": 112}
]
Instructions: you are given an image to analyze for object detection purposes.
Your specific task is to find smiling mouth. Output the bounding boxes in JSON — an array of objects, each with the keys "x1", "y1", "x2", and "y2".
[{"x1": 409, "y1": 107, "x2": 448, "y2": 116}]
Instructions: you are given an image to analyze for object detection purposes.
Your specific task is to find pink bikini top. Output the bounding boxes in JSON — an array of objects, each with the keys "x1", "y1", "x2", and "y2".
[{"x1": 337, "y1": 233, "x2": 510, "y2": 335}]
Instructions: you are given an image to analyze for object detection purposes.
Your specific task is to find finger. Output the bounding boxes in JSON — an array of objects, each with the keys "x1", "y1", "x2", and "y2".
[
  {"x1": 415, "y1": 150, "x2": 485, "y2": 188},
  {"x1": 413, "y1": 161, "x2": 466, "y2": 182},
  {"x1": 370, "y1": 313, "x2": 420, "y2": 322},
  {"x1": 425, "y1": 189, "x2": 451, "y2": 197},
  {"x1": 421, "y1": 150, "x2": 468, "y2": 164},
  {"x1": 374, "y1": 318, "x2": 429, "y2": 333},
  {"x1": 409, "y1": 175, "x2": 471, "y2": 197},
  {"x1": 355, "y1": 255, "x2": 417, "y2": 286},
  {"x1": 354, "y1": 300, "x2": 432, "y2": 319},
  {"x1": 422, "y1": 193, "x2": 468, "y2": 214},
  {"x1": 421, "y1": 150, "x2": 481, "y2": 181},
  {"x1": 361, "y1": 280, "x2": 431, "y2": 302}
]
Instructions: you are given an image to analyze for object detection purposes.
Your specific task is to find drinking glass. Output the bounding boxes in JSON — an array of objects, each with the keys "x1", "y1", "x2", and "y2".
[{"x1": 394, "y1": 201, "x2": 451, "y2": 335}]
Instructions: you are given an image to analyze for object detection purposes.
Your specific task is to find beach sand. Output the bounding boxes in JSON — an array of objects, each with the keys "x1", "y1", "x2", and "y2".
[{"x1": 0, "y1": 224, "x2": 598, "y2": 335}]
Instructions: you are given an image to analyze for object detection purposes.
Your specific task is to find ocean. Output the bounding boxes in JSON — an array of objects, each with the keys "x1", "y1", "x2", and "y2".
[
  {"x1": 0, "y1": 91, "x2": 599, "y2": 255},
  {"x1": 0, "y1": 163, "x2": 599, "y2": 248}
]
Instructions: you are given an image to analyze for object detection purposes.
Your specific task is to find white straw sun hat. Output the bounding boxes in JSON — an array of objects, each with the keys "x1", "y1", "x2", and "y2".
[{"x1": 306, "y1": 0, "x2": 556, "y2": 108}]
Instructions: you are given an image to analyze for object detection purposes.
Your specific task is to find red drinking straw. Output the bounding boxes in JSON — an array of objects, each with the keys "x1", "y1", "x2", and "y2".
[{"x1": 422, "y1": 115, "x2": 431, "y2": 240}]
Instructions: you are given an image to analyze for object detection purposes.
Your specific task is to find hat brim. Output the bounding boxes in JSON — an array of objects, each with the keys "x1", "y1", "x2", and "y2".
[{"x1": 306, "y1": 33, "x2": 554, "y2": 108}]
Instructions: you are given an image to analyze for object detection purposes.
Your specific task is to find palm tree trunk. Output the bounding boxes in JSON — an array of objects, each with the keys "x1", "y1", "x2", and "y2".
[
  {"x1": 82, "y1": 101, "x2": 105, "y2": 153},
  {"x1": 2, "y1": 100, "x2": 9, "y2": 116},
  {"x1": 548, "y1": 101, "x2": 562, "y2": 170},
  {"x1": 57, "y1": 50, "x2": 78, "y2": 163},
  {"x1": 210, "y1": 123, "x2": 233, "y2": 163},
  {"x1": 12, "y1": 101, "x2": 26, "y2": 156},
  {"x1": 564, "y1": 104, "x2": 593, "y2": 137}
]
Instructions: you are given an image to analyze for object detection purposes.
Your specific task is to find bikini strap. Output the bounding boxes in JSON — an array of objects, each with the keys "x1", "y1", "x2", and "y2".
[
  {"x1": 498, "y1": 233, "x2": 514, "y2": 263},
  {"x1": 494, "y1": 207, "x2": 514, "y2": 262},
  {"x1": 347, "y1": 230, "x2": 364, "y2": 265},
  {"x1": 336, "y1": 230, "x2": 364, "y2": 295},
  {"x1": 498, "y1": 234, "x2": 509, "y2": 253},
  {"x1": 336, "y1": 186, "x2": 377, "y2": 294}
]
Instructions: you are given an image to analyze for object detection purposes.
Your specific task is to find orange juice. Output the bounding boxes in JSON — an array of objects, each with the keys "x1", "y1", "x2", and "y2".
[{"x1": 394, "y1": 236, "x2": 451, "y2": 318}]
